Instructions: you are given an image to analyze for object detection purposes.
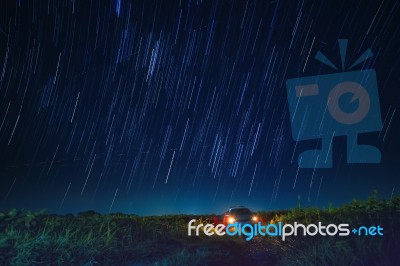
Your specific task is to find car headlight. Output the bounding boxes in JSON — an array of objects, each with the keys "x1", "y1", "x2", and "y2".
[
  {"x1": 227, "y1": 217, "x2": 236, "y2": 224},
  {"x1": 252, "y1": 216, "x2": 258, "y2": 222}
]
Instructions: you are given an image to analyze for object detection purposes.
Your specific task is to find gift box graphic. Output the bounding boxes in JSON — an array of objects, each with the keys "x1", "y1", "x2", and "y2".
[{"x1": 286, "y1": 39, "x2": 382, "y2": 168}]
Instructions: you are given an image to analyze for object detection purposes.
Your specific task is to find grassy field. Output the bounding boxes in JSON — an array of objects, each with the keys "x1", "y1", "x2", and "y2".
[{"x1": 1, "y1": 192, "x2": 400, "y2": 265}]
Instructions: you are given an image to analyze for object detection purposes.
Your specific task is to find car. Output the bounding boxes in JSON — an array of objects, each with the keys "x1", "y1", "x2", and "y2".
[{"x1": 214, "y1": 206, "x2": 259, "y2": 226}]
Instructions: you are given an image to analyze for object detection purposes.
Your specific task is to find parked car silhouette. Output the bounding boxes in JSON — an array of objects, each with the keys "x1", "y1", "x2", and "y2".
[{"x1": 213, "y1": 206, "x2": 259, "y2": 226}]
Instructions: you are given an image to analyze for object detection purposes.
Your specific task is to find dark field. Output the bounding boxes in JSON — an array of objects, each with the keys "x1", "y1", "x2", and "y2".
[{"x1": 1, "y1": 192, "x2": 400, "y2": 265}]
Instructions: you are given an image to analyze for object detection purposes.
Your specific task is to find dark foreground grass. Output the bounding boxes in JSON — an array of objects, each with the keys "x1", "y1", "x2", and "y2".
[
  {"x1": 256, "y1": 192, "x2": 400, "y2": 265},
  {"x1": 1, "y1": 192, "x2": 399, "y2": 265}
]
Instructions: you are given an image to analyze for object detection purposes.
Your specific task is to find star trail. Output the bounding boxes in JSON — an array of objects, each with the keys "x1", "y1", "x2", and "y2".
[{"x1": 0, "y1": 0, "x2": 399, "y2": 215}]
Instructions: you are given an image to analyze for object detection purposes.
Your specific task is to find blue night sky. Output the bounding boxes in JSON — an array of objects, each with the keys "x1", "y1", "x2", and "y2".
[{"x1": 0, "y1": 0, "x2": 399, "y2": 215}]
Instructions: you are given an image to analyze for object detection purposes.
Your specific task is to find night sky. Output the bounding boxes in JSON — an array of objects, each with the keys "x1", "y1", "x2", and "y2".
[{"x1": 0, "y1": 0, "x2": 399, "y2": 216}]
